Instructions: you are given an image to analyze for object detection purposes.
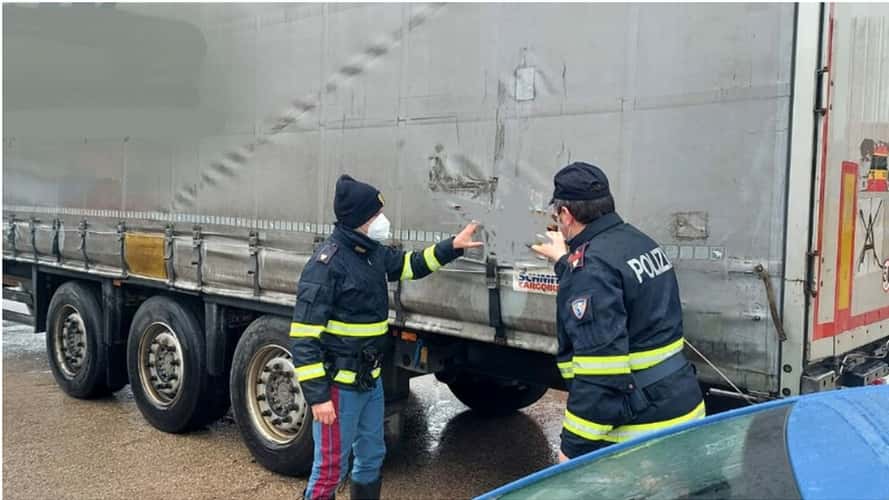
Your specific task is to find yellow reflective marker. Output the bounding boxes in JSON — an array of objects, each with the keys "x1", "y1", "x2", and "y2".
[{"x1": 125, "y1": 233, "x2": 167, "y2": 279}]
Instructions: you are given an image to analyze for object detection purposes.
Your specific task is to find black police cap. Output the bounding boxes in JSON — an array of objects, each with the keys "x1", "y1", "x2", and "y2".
[{"x1": 550, "y1": 162, "x2": 611, "y2": 204}]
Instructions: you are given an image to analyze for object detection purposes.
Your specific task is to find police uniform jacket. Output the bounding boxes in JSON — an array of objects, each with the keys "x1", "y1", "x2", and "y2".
[
  {"x1": 290, "y1": 224, "x2": 462, "y2": 406},
  {"x1": 555, "y1": 212, "x2": 705, "y2": 457}
]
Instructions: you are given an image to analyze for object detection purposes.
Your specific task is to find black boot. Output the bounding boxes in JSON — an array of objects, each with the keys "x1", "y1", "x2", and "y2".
[{"x1": 350, "y1": 477, "x2": 382, "y2": 500}]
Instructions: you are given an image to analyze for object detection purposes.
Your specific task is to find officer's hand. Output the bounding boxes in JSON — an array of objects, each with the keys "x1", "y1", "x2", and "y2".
[
  {"x1": 453, "y1": 222, "x2": 485, "y2": 250},
  {"x1": 312, "y1": 401, "x2": 336, "y2": 425},
  {"x1": 558, "y1": 451, "x2": 570, "y2": 463},
  {"x1": 531, "y1": 231, "x2": 568, "y2": 262}
]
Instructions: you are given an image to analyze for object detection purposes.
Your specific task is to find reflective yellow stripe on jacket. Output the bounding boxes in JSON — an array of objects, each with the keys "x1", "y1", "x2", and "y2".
[
  {"x1": 557, "y1": 355, "x2": 631, "y2": 378},
  {"x1": 294, "y1": 362, "x2": 326, "y2": 382},
  {"x1": 562, "y1": 401, "x2": 706, "y2": 444},
  {"x1": 400, "y1": 252, "x2": 415, "y2": 281},
  {"x1": 573, "y1": 355, "x2": 631, "y2": 375},
  {"x1": 563, "y1": 410, "x2": 613, "y2": 441},
  {"x1": 603, "y1": 401, "x2": 706, "y2": 442},
  {"x1": 558, "y1": 338, "x2": 685, "y2": 377},
  {"x1": 290, "y1": 322, "x2": 325, "y2": 338},
  {"x1": 333, "y1": 367, "x2": 382, "y2": 384},
  {"x1": 628, "y1": 338, "x2": 685, "y2": 370},
  {"x1": 325, "y1": 319, "x2": 389, "y2": 337},
  {"x1": 423, "y1": 245, "x2": 442, "y2": 272},
  {"x1": 291, "y1": 320, "x2": 389, "y2": 338},
  {"x1": 399, "y1": 245, "x2": 441, "y2": 280}
]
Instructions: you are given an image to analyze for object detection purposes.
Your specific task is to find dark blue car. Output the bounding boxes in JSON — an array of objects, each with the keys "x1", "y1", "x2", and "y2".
[{"x1": 478, "y1": 385, "x2": 889, "y2": 500}]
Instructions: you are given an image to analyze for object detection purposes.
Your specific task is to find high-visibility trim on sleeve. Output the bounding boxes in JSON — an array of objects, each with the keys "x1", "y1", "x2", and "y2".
[
  {"x1": 629, "y1": 338, "x2": 685, "y2": 370},
  {"x1": 295, "y1": 362, "x2": 326, "y2": 382},
  {"x1": 557, "y1": 361, "x2": 575, "y2": 379},
  {"x1": 423, "y1": 245, "x2": 442, "y2": 272},
  {"x1": 289, "y1": 322, "x2": 325, "y2": 338},
  {"x1": 400, "y1": 251, "x2": 415, "y2": 281},
  {"x1": 573, "y1": 355, "x2": 631, "y2": 375},
  {"x1": 562, "y1": 410, "x2": 613, "y2": 442}
]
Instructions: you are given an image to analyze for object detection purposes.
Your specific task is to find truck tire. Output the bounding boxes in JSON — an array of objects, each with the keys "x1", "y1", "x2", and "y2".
[
  {"x1": 127, "y1": 296, "x2": 227, "y2": 433},
  {"x1": 447, "y1": 372, "x2": 548, "y2": 416},
  {"x1": 45, "y1": 281, "x2": 110, "y2": 399},
  {"x1": 231, "y1": 315, "x2": 314, "y2": 477}
]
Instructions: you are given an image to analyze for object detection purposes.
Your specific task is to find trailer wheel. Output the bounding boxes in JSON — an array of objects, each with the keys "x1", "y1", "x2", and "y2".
[
  {"x1": 46, "y1": 282, "x2": 110, "y2": 399},
  {"x1": 447, "y1": 372, "x2": 548, "y2": 416},
  {"x1": 127, "y1": 296, "x2": 227, "y2": 433},
  {"x1": 231, "y1": 315, "x2": 314, "y2": 477}
]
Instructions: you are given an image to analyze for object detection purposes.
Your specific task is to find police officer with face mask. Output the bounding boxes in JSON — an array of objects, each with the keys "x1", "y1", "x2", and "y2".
[
  {"x1": 532, "y1": 162, "x2": 705, "y2": 463},
  {"x1": 292, "y1": 174, "x2": 482, "y2": 500}
]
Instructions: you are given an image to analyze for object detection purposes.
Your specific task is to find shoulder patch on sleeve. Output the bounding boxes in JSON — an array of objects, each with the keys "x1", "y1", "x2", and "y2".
[
  {"x1": 571, "y1": 297, "x2": 589, "y2": 320},
  {"x1": 316, "y1": 244, "x2": 338, "y2": 264}
]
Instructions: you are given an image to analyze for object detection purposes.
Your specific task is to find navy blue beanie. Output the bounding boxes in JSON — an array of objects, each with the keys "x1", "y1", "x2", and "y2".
[{"x1": 334, "y1": 175, "x2": 384, "y2": 228}]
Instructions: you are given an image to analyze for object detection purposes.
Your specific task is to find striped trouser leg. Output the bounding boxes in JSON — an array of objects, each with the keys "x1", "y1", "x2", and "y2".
[{"x1": 304, "y1": 386, "x2": 362, "y2": 500}]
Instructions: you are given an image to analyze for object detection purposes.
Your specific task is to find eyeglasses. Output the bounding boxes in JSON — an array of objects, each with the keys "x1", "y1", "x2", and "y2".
[{"x1": 547, "y1": 210, "x2": 561, "y2": 232}]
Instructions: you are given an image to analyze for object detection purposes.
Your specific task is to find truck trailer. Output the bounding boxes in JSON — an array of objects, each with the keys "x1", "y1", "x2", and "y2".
[{"x1": 4, "y1": 2, "x2": 889, "y2": 475}]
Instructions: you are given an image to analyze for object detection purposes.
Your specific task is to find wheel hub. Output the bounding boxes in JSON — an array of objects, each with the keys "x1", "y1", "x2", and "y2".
[
  {"x1": 139, "y1": 325, "x2": 184, "y2": 407},
  {"x1": 55, "y1": 307, "x2": 87, "y2": 378},
  {"x1": 247, "y1": 345, "x2": 308, "y2": 444}
]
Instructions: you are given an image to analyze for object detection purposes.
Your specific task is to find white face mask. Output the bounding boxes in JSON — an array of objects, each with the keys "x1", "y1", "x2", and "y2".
[{"x1": 367, "y1": 213, "x2": 391, "y2": 242}]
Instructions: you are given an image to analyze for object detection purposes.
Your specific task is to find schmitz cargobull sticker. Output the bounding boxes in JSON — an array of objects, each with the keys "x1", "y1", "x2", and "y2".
[{"x1": 513, "y1": 271, "x2": 559, "y2": 295}]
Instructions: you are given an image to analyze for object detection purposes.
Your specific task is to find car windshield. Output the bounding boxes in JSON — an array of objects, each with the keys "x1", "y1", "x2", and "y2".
[{"x1": 497, "y1": 404, "x2": 800, "y2": 500}]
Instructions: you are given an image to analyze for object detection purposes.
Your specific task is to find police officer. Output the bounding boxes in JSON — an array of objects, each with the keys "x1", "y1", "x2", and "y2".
[
  {"x1": 531, "y1": 162, "x2": 704, "y2": 462},
  {"x1": 291, "y1": 174, "x2": 482, "y2": 500}
]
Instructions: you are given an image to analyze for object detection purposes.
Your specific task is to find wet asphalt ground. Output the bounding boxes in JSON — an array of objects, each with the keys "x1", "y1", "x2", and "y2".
[{"x1": 2, "y1": 318, "x2": 566, "y2": 500}]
